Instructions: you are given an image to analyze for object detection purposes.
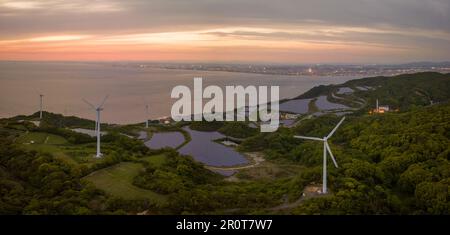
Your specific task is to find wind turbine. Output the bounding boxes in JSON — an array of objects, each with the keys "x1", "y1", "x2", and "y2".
[
  {"x1": 39, "y1": 93, "x2": 44, "y2": 119},
  {"x1": 145, "y1": 104, "x2": 149, "y2": 128},
  {"x1": 83, "y1": 95, "x2": 109, "y2": 158},
  {"x1": 294, "y1": 116, "x2": 346, "y2": 194},
  {"x1": 142, "y1": 96, "x2": 150, "y2": 128}
]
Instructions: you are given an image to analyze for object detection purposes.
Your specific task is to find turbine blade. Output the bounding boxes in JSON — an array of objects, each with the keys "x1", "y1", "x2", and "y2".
[
  {"x1": 325, "y1": 142, "x2": 338, "y2": 168},
  {"x1": 327, "y1": 116, "x2": 346, "y2": 139},
  {"x1": 294, "y1": 135, "x2": 323, "y2": 141},
  {"x1": 82, "y1": 99, "x2": 96, "y2": 110},
  {"x1": 98, "y1": 95, "x2": 109, "y2": 108}
]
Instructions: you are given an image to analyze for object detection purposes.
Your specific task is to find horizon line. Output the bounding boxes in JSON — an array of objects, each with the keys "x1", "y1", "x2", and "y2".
[{"x1": 1, "y1": 59, "x2": 450, "y2": 67}]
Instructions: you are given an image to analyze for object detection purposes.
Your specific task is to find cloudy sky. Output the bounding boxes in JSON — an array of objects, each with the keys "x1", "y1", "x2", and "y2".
[{"x1": 0, "y1": 0, "x2": 449, "y2": 63}]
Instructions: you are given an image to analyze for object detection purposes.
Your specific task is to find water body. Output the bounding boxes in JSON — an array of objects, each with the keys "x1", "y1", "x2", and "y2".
[
  {"x1": 137, "y1": 131, "x2": 148, "y2": 140},
  {"x1": 279, "y1": 95, "x2": 350, "y2": 114},
  {"x1": 315, "y1": 96, "x2": 350, "y2": 110},
  {"x1": 144, "y1": 132, "x2": 185, "y2": 149},
  {"x1": 279, "y1": 98, "x2": 313, "y2": 114},
  {"x1": 178, "y1": 127, "x2": 248, "y2": 167},
  {"x1": 336, "y1": 87, "x2": 354, "y2": 94},
  {"x1": 355, "y1": 86, "x2": 372, "y2": 91},
  {"x1": 0, "y1": 61, "x2": 359, "y2": 124}
]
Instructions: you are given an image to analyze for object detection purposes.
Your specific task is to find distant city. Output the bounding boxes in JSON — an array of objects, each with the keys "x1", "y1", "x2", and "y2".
[{"x1": 112, "y1": 61, "x2": 450, "y2": 77}]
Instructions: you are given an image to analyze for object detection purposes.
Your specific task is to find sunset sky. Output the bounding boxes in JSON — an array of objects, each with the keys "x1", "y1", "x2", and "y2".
[{"x1": 0, "y1": 0, "x2": 449, "y2": 63}]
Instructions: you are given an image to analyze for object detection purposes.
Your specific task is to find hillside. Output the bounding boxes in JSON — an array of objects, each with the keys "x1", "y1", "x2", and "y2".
[
  {"x1": 239, "y1": 102, "x2": 450, "y2": 214},
  {"x1": 0, "y1": 72, "x2": 449, "y2": 215},
  {"x1": 295, "y1": 72, "x2": 450, "y2": 111}
]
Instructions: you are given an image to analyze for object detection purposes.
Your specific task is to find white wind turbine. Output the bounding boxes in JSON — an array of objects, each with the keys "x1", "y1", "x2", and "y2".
[
  {"x1": 39, "y1": 93, "x2": 44, "y2": 119},
  {"x1": 294, "y1": 116, "x2": 346, "y2": 194},
  {"x1": 145, "y1": 104, "x2": 149, "y2": 128},
  {"x1": 142, "y1": 96, "x2": 150, "y2": 128},
  {"x1": 83, "y1": 95, "x2": 109, "y2": 158}
]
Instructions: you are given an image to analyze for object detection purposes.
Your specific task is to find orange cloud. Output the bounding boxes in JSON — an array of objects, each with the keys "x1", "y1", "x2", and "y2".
[{"x1": 0, "y1": 26, "x2": 442, "y2": 63}]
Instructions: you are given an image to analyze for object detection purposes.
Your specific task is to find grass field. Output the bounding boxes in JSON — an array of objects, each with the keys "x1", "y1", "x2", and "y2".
[
  {"x1": 15, "y1": 132, "x2": 80, "y2": 165},
  {"x1": 141, "y1": 154, "x2": 166, "y2": 167},
  {"x1": 15, "y1": 131, "x2": 167, "y2": 204},
  {"x1": 15, "y1": 131, "x2": 100, "y2": 166},
  {"x1": 16, "y1": 132, "x2": 68, "y2": 145},
  {"x1": 84, "y1": 162, "x2": 167, "y2": 204}
]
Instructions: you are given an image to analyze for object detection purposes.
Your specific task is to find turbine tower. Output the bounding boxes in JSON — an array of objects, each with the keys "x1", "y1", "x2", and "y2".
[
  {"x1": 145, "y1": 105, "x2": 149, "y2": 128},
  {"x1": 39, "y1": 93, "x2": 44, "y2": 119},
  {"x1": 294, "y1": 116, "x2": 346, "y2": 194},
  {"x1": 83, "y1": 95, "x2": 109, "y2": 158}
]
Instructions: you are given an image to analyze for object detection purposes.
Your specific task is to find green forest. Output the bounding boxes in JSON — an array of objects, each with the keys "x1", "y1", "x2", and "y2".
[{"x1": 0, "y1": 72, "x2": 449, "y2": 215}]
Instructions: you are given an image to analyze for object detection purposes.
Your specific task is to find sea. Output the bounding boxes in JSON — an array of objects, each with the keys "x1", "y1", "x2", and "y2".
[{"x1": 0, "y1": 61, "x2": 359, "y2": 124}]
